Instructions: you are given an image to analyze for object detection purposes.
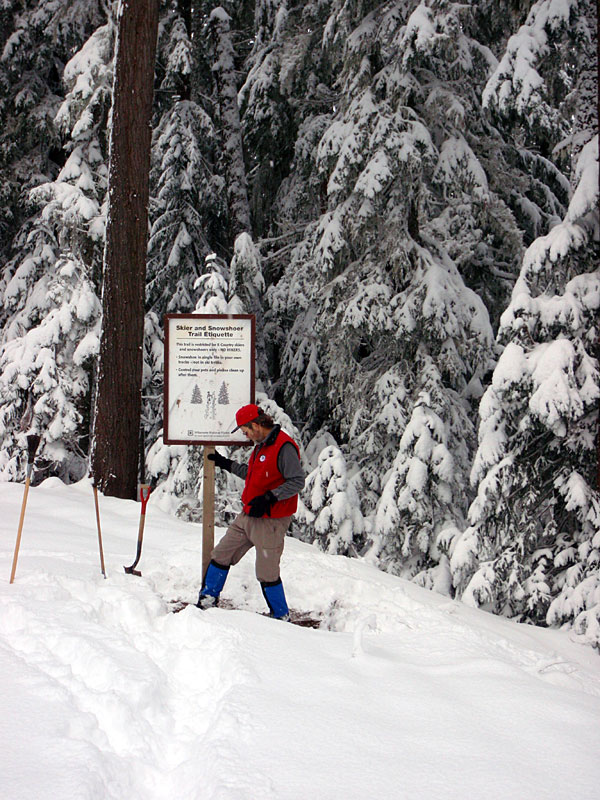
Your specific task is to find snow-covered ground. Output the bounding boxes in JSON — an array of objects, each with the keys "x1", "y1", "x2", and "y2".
[{"x1": 1, "y1": 478, "x2": 599, "y2": 800}]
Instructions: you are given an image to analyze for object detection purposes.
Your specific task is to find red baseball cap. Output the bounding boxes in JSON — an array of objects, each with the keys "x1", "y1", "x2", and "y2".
[{"x1": 232, "y1": 403, "x2": 260, "y2": 432}]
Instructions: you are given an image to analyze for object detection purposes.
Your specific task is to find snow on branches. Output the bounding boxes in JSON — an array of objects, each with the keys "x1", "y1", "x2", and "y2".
[{"x1": 455, "y1": 130, "x2": 599, "y2": 643}]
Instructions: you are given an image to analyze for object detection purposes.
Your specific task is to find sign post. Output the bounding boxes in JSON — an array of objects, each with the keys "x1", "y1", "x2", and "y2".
[
  {"x1": 202, "y1": 446, "x2": 215, "y2": 576},
  {"x1": 164, "y1": 314, "x2": 255, "y2": 575}
]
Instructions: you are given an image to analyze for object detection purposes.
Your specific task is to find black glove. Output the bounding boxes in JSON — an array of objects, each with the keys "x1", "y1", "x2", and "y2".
[
  {"x1": 208, "y1": 451, "x2": 233, "y2": 472},
  {"x1": 247, "y1": 491, "x2": 277, "y2": 518}
]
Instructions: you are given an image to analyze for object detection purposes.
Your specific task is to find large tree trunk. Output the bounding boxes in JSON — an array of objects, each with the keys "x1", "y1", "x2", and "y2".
[{"x1": 91, "y1": 0, "x2": 159, "y2": 499}]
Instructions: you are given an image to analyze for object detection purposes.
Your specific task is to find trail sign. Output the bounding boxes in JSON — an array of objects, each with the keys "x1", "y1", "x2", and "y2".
[{"x1": 164, "y1": 314, "x2": 255, "y2": 445}]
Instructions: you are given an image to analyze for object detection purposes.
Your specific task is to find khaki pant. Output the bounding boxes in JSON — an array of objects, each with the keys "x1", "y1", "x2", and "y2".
[{"x1": 211, "y1": 512, "x2": 292, "y2": 583}]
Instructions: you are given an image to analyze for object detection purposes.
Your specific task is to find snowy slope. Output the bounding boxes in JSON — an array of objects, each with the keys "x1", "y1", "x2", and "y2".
[{"x1": 1, "y1": 478, "x2": 599, "y2": 800}]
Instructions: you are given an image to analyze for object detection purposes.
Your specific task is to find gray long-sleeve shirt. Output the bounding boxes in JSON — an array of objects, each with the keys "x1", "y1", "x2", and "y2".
[{"x1": 230, "y1": 425, "x2": 305, "y2": 501}]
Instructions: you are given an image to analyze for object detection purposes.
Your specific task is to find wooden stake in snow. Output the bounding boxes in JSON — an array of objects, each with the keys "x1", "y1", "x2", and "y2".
[
  {"x1": 9, "y1": 435, "x2": 41, "y2": 584},
  {"x1": 92, "y1": 482, "x2": 107, "y2": 579}
]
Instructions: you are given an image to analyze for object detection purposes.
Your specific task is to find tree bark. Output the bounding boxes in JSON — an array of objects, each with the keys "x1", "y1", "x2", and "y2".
[{"x1": 91, "y1": 0, "x2": 159, "y2": 499}]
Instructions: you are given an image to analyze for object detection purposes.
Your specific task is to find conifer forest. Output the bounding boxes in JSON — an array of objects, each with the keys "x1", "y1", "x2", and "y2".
[{"x1": 0, "y1": 0, "x2": 598, "y2": 644}]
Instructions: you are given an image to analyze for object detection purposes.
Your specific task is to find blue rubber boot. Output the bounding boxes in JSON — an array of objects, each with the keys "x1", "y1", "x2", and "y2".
[
  {"x1": 197, "y1": 560, "x2": 229, "y2": 608},
  {"x1": 261, "y1": 579, "x2": 290, "y2": 620}
]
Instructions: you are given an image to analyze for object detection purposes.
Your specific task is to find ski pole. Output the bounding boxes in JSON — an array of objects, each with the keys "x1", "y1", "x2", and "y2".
[
  {"x1": 124, "y1": 484, "x2": 151, "y2": 576},
  {"x1": 9, "y1": 434, "x2": 41, "y2": 584},
  {"x1": 92, "y1": 481, "x2": 107, "y2": 578}
]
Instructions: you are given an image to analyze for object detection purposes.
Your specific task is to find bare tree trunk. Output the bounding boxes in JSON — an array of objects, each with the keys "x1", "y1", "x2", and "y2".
[{"x1": 91, "y1": 0, "x2": 159, "y2": 499}]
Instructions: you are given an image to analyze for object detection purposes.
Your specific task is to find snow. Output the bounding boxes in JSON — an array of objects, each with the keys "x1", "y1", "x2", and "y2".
[
  {"x1": 567, "y1": 135, "x2": 599, "y2": 223},
  {"x1": 520, "y1": 221, "x2": 588, "y2": 276},
  {"x1": 482, "y1": 0, "x2": 577, "y2": 117},
  {"x1": 353, "y1": 149, "x2": 393, "y2": 199},
  {"x1": 209, "y1": 6, "x2": 231, "y2": 25},
  {"x1": 528, "y1": 340, "x2": 585, "y2": 430},
  {"x1": 73, "y1": 331, "x2": 99, "y2": 365},
  {"x1": 402, "y1": 4, "x2": 436, "y2": 53},
  {"x1": 1, "y1": 478, "x2": 599, "y2": 799},
  {"x1": 435, "y1": 136, "x2": 489, "y2": 198}
]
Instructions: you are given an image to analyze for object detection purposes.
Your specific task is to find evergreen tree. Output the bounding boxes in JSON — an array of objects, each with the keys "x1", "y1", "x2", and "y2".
[
  {"x1": 302, "y1": 444, "x2": 365, "y2": 556},
  {"x1": 374, "y1": 360, "x2": 471, "y2": 581},
  {"x1": 0, "y1": 0, "x2": 105, "y2": 276},
  {"x1": 452, "y1": 0, "x2": 599, "y2": 644},
  {"x1": 208, "y1": 5, "x2": 251, "y2": 239},
  {"x1": 238, "y1": 0, "x2": 297, "y2": 236},
  {"x1": 141, "y1": 309, "x2": 164, "y2": 463},
  {"x1": 147, "y1": 99, "x2": 224, "y2": 315},
  {"x1": 229, "y1": 231, "x2": 269, "y2": 382},
  {"x1": 192, "y1": 384, "x2": 203, "y2": 404},
  {"x1": 269, "y1": 0, "x2": 517, "y2": 581},
  {"x1": 194, "y1": 252, "x2": 244, "y2": 314},
  {"x1": 146, "y1": 2, "x2": 226, "y2": 317},
  {"x1": 229, "y1": 231, "x2": 265, "y2": 314},
  {"x1": 218, "y1": 382, "x2": 229, "y2": 404},
  {"x1": 0, "y1": 13, "x2": 111, "y2": 481},
  {"x1": 454, "y1": 135, "x2": 599, "y2": 630}
]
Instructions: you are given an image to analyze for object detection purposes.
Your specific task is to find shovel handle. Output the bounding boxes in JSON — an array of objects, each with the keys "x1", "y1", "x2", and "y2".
[
  {"x1": 139, "y1": 483, "x2": 151, "y2": 513},
  {"x1": 124, "y1": 485, "x2": 151, "y2": 575}
]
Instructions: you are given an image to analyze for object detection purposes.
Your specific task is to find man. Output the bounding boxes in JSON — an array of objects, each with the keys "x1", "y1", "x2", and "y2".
[{"x1": 198, "y1": 403, "x2": 304, "y2": 620}]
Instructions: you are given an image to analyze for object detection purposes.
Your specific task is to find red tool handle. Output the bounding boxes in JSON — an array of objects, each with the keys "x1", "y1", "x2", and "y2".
[{"x1": 139, "y1": 484, "x2": 151, "y2": 514}]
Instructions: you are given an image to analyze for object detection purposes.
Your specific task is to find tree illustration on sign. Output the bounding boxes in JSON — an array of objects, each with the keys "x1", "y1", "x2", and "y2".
[
  {"x1": 218, "y1": 381, "x2": 230, "y2": 404},
  {"x1": 191, "y1": 384, "x2": 202, "y2": 404}
]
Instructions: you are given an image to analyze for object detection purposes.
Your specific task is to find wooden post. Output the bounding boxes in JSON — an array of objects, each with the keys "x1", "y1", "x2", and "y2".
[
  {"x1": 10, "y1": 435, "x2": 41, "y2": 584},
  {"x1": 92, "y1": 484, "x2": 107, "y2": 578},
  {"x1": 9, "y1": 477, "x2": 31, "y2": 584},
  {"x1": 202, "y1": 446, "x2": 216, "y2": 576}
]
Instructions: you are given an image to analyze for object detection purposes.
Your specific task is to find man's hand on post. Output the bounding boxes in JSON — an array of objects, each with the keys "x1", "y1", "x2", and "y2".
[{"x1": 208, "y1": 452, "x2": 233, "y2": 472}]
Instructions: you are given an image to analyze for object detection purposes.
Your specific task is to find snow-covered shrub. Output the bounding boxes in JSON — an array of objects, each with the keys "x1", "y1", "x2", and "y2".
[{"x1": 302, "y1": 444, "x2": 365, "y2": 557}]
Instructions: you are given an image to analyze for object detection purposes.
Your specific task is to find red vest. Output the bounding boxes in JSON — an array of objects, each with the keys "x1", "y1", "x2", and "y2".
[{"x1": 242, "y1": 430, "x2": 300, "y2": 518}]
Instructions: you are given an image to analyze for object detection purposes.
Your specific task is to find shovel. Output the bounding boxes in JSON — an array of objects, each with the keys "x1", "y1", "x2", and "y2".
[{"x1": 124, "y1": 484, "x2": 152, "y2": 576}]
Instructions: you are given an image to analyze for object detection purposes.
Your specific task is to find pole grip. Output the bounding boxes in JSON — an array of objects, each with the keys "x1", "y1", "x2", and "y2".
[{"x1": 26, "y1": 434, "x2": 41, "y2": 463}]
